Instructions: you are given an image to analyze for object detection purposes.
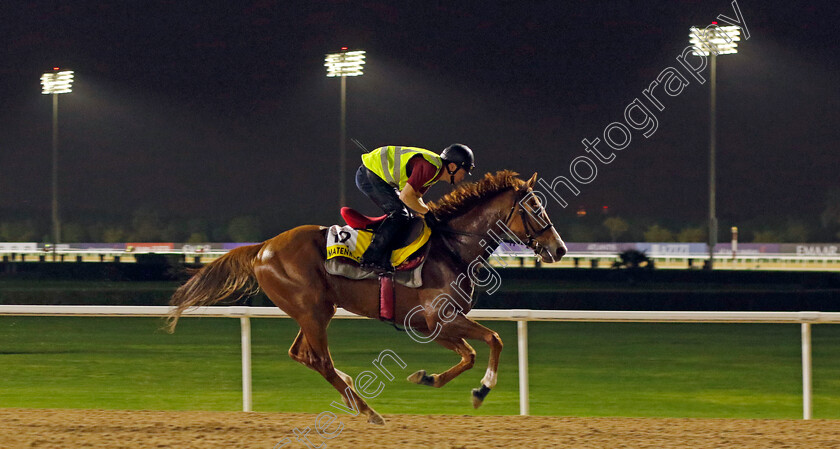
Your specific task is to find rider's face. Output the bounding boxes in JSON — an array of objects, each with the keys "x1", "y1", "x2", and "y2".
[{"x1": 450, "y1": 164, "x2": 468, "y2": 183}]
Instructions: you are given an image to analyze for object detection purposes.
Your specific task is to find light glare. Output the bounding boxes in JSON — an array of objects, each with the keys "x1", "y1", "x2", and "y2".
[
  {"x1": 41, "y1": 70, "x2": 75, "y2": 94},
  {"x1": 689, "y1": 25, "x2": 740, "y2": 56},
  {"x1": 325, "y1": 50, "x2": 366, "y2": 77}
]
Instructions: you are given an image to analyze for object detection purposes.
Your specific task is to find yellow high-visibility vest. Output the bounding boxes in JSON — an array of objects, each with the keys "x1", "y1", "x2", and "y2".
[{"x1": 361, "y1": 146, "x2": 443, "y2": 190}]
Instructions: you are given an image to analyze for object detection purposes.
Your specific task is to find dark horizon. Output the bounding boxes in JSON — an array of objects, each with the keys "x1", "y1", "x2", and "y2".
[{"x1": 2, "y1": 1, "x2": 839, "y2": 238}]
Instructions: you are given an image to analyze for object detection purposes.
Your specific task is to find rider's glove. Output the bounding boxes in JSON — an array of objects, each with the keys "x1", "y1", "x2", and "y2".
[{"x1": 425, "y1": 212, "x2": 442, "y2": 228}]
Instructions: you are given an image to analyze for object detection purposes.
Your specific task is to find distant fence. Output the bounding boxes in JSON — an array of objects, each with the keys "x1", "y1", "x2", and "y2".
[
  {"x1": 1, "y1": 305, "x2": 838, "y2": 419},
  {"x1": 2, "y1": 241, "x2": 838, "y2": 257},
  {"x1": 2, "y1": 242, "x2": 839, "y2": 271}
]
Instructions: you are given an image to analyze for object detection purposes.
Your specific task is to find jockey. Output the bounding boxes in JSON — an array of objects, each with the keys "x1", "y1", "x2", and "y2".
[{"x1": 355, "y1": 144, "x2": 475, "y2": 273}]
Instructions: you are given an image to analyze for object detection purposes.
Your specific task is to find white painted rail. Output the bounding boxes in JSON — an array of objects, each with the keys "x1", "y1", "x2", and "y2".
[{"x1": 2, "y1": 305, "x2": 839, "y2": 418}]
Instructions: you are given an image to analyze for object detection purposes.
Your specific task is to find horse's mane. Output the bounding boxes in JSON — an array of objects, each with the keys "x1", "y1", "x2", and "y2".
[{"x1": 429, "y1": 170, "x2": 524, "y2": 221}]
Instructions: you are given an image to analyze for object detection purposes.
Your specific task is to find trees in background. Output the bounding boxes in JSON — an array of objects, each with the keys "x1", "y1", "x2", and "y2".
[
  {"x1": 603, "y1": 217, "x2": 629, "y2": 242},
  {"x1": 821, "y1": 187, "x2": 840, "y2": 240},
  {"x1": 227, "y1": 216, "x2": 262, "y2": 242},
  {"x1": 0, "y1": 220, "x2": 41, "y2": 242},
  {"x1": 3, "y1": 188, "x2": 840, "y2": 243},
  {"x1": 0, "y1": 211, "x2": 265, "y2": 243},
  {"x1": 643, "y1": 224, "x2": 675, "y2": 242},
  {"x1": 676, "y1": 227, "x2": 705, "y2": 243}
]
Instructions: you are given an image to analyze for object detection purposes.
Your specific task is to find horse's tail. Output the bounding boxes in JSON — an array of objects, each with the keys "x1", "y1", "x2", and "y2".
[{"x1": 165, "y1": 242, "x2": 264, "y2": 333}]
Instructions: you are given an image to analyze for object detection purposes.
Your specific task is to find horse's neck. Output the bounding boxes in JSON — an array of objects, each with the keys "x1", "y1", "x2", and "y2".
[{"x1": 441, "y1": 191, "x2": 512, "y2": 262}]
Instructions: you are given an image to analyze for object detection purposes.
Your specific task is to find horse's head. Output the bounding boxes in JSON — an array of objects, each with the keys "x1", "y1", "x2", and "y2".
[
  {"x1": 429, "y1": 170, "x2": 567, "y2": 263},
  {"x1": 507, "y1": 173, "x2": 567, "y2": 263}
]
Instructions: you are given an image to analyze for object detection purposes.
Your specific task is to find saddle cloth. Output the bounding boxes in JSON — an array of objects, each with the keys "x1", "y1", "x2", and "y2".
[{"x1": 323, "y1": 223, "x2": 431, "y2": 288}]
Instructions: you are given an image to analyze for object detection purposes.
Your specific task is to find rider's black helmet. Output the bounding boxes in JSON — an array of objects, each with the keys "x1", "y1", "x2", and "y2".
[{"x1": 440, "y1": 144, "x2": 475, "y2": 174}]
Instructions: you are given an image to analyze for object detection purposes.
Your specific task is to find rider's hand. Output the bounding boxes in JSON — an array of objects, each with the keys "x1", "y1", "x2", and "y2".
[{"x1": 425, "y1": 212, "x2": 442, "y2": 228}]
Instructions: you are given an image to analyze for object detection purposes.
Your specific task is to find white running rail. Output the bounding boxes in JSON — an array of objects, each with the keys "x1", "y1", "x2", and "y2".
[{"x1": 2, "y1": 305, "x2": 839, "y2": 419}]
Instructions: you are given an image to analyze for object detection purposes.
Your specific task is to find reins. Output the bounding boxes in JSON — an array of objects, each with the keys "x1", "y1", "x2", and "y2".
[{"x1": 431, "y1": 189, "x2": 556, "y2": 264}]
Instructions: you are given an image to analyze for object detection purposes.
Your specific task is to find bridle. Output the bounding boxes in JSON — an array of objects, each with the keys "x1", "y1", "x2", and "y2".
[
  {"x1": 435, "y1": 188, "x2": 556, "y2": 259},
  {"x1": 500, "y1": 189, "x2": 556, "y2": 257}
]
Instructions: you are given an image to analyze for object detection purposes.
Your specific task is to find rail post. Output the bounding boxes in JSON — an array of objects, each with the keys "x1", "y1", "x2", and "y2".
[
  {"x1": 241, "y1": 316, "x2": 253, "y2": 412},
  {"x1": 802, "y1": 322, "x2": 812, "y2": 420},
  {"x1": 517, "y1": 320, "x2": 530, "y2": 416}
]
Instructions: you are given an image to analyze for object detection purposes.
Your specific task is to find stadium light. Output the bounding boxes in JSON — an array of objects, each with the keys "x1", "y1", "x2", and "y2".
[
  {"x1": 41, "y1": 70, "x2": 75, "y2": 94},
  {"x1": 41, "y1": 68, "x2": 75, "y2": 252},
  {"x1": 689, "y1": 25, "x2": 739, "y2": 270},
  {"x1": 689, "y1": 25, "x2": 741, "y2": 56},
  {"x1": 325, "y1": 49, "x2": 366, "y2": 209},
  {"x1": 324, "y1": 50, "x2": 366, "y2": 77}
]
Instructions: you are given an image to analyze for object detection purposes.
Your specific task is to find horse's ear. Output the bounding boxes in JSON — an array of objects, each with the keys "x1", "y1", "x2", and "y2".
[{"x1": 525, "y1": 172, "x2": 538, "y2": 190}]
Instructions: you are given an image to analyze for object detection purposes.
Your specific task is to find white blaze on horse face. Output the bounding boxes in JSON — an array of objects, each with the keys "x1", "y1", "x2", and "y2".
[
  {"x1": 551, "y1": 227, "x2": 565, "y2": 249},
  {"x1": 531, "y1": 192, "x2": 566, "y2": 259},
  {"x1": 481, "y1": 368, "x2": 498, "y2": 389}
]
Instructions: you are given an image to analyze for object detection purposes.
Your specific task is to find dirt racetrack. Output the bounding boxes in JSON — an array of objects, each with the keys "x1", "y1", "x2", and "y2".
[{"x1": 3, "y1": 408, "x2": 840, "y2": 448}]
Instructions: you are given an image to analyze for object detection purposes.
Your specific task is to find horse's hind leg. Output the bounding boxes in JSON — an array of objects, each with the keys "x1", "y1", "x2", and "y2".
[
  {"x1": 407, "y1": 337, "x2": 476, "y2": 388},
  {"x1": 289, "y1": 329, "x2": 357, "y2": 391},
  {"x1": 289, "y1": 323, "x2": 385, "y2": 425}
]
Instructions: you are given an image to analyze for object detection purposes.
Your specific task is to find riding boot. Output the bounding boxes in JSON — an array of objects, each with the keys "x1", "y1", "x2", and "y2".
[{"x1": 360, "y1": 218, "x2": 404, "y2": 273}]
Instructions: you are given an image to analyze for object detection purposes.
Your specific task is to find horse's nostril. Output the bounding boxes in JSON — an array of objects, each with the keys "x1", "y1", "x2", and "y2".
[{"x1": 556, "y1": 246, "x2": 567, "y2": 258}]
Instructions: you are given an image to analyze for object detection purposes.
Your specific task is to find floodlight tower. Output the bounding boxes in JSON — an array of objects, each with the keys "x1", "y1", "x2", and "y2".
[
  {"x1": 40, "y1": 68, "x2": 75, "y2": 248},
  {"x1": 689, "y1": 24, "x2": 740, "y2": 269},
  {"x1": 325, "y1": 48, "x2": 366, "y2": 209}
]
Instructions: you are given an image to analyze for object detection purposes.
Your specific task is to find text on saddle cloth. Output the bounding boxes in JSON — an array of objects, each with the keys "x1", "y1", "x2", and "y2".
[{"x1": 326, "y1": 223, "x2": 431, "y2": 266}]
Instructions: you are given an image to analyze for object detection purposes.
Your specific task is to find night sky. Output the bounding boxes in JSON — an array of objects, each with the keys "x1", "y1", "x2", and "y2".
[{"x1": 1, "y1": 1, "x2": 838, "y2": 235}]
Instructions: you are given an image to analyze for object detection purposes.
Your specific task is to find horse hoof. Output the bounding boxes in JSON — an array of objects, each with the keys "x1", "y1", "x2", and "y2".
[
  {"x1": 471, "y1": 385, "x2": 491, "y2": 409},
  {"x1": 407, "y1": 370, "x2": 435, "y2": 387},
  {"x1": 470, "y1": 391, "x2": 483, "y2": 408},
  {"x1": 367, "y1": 411, "x2": 386, "y2": 425}
]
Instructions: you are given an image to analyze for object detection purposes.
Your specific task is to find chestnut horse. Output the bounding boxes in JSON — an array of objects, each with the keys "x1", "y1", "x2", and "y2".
[{"x1": 167, "y1": 171, "x2": 566, "y2": 424}]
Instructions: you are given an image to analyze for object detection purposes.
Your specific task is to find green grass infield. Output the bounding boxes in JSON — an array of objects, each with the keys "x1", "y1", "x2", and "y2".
[{"x1": 1, "y1": 316, "x2": 839, "y2": 418}]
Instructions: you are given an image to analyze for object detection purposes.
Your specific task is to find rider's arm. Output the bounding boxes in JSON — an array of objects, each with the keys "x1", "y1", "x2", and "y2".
[{"x1": 399, "y1": 184, "x2": 430, "y2": 216}]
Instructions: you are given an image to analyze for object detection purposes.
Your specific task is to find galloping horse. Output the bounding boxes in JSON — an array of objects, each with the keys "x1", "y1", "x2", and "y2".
[{"x1": 167, "y1": 170, "x2": 566, "y2": 424}]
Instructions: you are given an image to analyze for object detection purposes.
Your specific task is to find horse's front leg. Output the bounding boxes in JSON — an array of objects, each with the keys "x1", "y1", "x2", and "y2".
[
  {"x1": 413, "y1": 313, "x2": 503, "y2": 408},
  {"x1": 407, "y1": 337, "x2": 476, "y2": 388},
  {"x1": 462, "y1": 317, "x2": 504, "y2": 409}
]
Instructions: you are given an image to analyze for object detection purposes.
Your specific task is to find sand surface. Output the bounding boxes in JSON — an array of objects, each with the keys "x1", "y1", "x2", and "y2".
[{"x1": 3, "y1": 408, "x2": 840, "y2": 448}]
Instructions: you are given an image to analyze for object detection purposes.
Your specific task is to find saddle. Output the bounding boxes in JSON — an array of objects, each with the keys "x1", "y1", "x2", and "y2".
[
  {"x1": 323, "y1": 207, "x2": 431, "y2": 288},
  {"x1": 339, "y1": 207, "x2": 428, "y2": 250},
  {"x1": 339, "y1": 207, "x2": 386, "y2": 229}
]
